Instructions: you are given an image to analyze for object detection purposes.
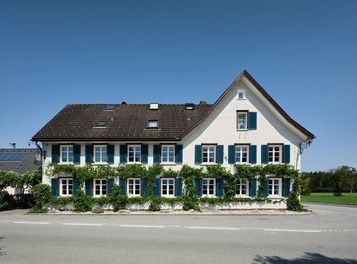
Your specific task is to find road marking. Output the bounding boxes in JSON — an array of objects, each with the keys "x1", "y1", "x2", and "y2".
[
  {"x1": 189, "y1": 226, "x2": 241, "y2": 231},
  {"x1": 63, "y1": 223, "x2": 103, "y2": 227},
  {"x1": 120, "y1": 224, "x2": 165, "y2": 229},
  {"x1": 263, "y1": 228, "x2": 321, "y2": 233},
  {"x1": 13, "y1": 221, "x2": 50, "y2": 225}
]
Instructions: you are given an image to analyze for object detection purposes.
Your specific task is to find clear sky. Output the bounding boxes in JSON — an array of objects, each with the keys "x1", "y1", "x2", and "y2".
[{"x1": 1, "y1": 0, "x2": 356, "y2": 172}]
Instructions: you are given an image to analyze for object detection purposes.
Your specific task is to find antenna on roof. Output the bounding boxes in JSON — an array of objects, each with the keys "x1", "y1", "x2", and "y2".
[{"x1": 9, "y1": 143, "x2": 16, "y2": 149}]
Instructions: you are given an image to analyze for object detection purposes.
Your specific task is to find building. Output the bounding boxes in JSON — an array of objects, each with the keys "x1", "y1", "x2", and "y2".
[{"x1": 31, "y1": 70, "x2": 314, "y2": 207}]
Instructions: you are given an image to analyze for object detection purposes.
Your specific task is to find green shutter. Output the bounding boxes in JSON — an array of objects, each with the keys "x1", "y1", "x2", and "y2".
[
  {"x1": 264, "y1": 178, "x2": 269, "y2": 197},
  {"x1": 216, "y1": 145, "x2": 224, "y2": 164},
  {"x1": 195, "y1": 145, "x2": 202, "y2": 164},
  {"x1": 52, "y1": 145, "x2": 59, "y2": 164},
  {"x1": 195, "y1": 178, "x2": 202, "y2": 196},
  {"x1": 248, "y1": 112, "x2": 257, "y2": 130},
  {"x1": 141, "y1": 144, "x2": 148, "y2": 164},
  {"x1": 107, "y1": 178, "x2": 114, "y2": 194},
  {"x1": 107, "y1": 144, "x2": 114, "y2": 164},
  {"x1": 154, "y1": 178, "x2": 161, "y2": 196},
  {"x1": 51, "y1": 178, "x2": 58, "y2": 197},
  {"x1": 73, "y1": 178, "x2": 80, "y2": 195},
  {"x1": 250, "y1": 178, "x2": 257, "y2": 197},
  {"x1": 261, "y1": 145, "x2": 268, "y2": 164},
  {"x1": 284, "y1": 145, "x2": 290, "y2": 164},
  {"x1": 175, "y1": 145, "x2": 183, "y2": 164},
  {"x1": 120, "y1": 145, "x2": 127, "y2": 164},
  {"x1": 74, "y1": 144, "x2": 81, "y2": 164},
  {"x1": 283, "y1": 178, "x2": 291, "y2": 197},
  {"x1": 85, "y1": 144, "x2": 92, "y2": 164},
  {"x1": 216, "y1": 178, "x2": 224, "y2": 197},
  {"x1": 85, "y1": 179, "x2": 92, "y2": 196},
  {"x1": 141, "y1": 178, "x2": 148, "y2": 196},
  {"x1": 153, "y1": 145, "x2": 161, "y2": 164},
  {"x1": 250, "y1": 145, "x2": 257, "y2": 164},
  {"x1": 228, "y1": 145, "x2": 235, "y2": 164},
  {"x1": 119, "y1": 178, "x2": 126, "y2": 194},
  {"x1": 176, "y1": 178, "x2": 182, "y2": 196}
]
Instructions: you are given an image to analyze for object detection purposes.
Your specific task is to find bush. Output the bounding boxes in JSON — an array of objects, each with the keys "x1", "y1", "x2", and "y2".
[
  {"x1": 149, "y1": 196, "x2": 160, "y2": 211},
  {"x1": 73, "y1": 189, "x2": 92, "y2": 212},
  {"x1": 33, "y1": 184, "x2": 51, "y2": 209},
  {"x1": 109, "y1": 185, "x2": 128, "y2": 211},
  {"x1": 0, "y1": 191, "x2": 14, "y2": 211},
  {"x1": 182, "y1": 195, "x2": 200, "y2": 211}
]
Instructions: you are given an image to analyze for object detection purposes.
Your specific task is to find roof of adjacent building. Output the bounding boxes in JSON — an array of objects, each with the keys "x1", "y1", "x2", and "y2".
[
  {"x1": 0, "y1": 148, "x2": 41, "y2": 174},
  {"x1": 31, "y1": 70, "x2": 315, "y2": 142}
]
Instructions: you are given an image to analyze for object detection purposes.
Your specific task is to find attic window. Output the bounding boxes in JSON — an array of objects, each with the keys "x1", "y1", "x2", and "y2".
[
  {"x1": 105, "y1": 104, "x2": 115, "y2": 110},
  {"x1": 16, "y1": 163, "x2": 25, "y2": 169},
  {"x1": 97, "y1": 120, "x2": 107, "y2": 127},
  {"x1": 149, "y1": 103, "x2": 159, "y2": 110},
  {"x1": 237, "y1": 89, "x2": 246, "y2": 100},
  {"x1": 147, "y1": 120, "x2": 158, "y2": 128},
  {"x1": 185, "y1": 103, "x2": 195, "y2": 110}
]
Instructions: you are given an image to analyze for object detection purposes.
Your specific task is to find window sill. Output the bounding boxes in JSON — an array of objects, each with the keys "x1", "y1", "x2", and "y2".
[
  {"x1": 267, "y1": 195, "x2": 283, "y2": 199},
  {"x1": 200, "y1": 162, "x2": 217, "y2": 166},
  {"x1": 237, "y1": 129, "x2": 249, "y2": 132},
  {"x1": 235, "y1": 195, "x2": 251, "y2": 198},
  {"x1": 161, "y1": 195, "x2": 176, "y2": 198},
  {"x1": 92, "y1": 162, "x2": 108, "y2": 166},
  {"x1": 161, "y1": 162, "x2": 177, "y2": 166}
]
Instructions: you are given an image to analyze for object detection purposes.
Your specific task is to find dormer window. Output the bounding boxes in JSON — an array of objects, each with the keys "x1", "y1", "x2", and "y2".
[
  {"x1": 97, "y1": 120, "x2": 107, "y2": 127},
  {"x1": 147, "y1": 120, "x2": 158, "y2": 128},
  {"x1": 149, "y1": 103, "x2": 159, "y2": 110},
  {"x1": 237, "y1": 89, "x2": 246, "y2": 100},
  {"x1": 105, "y1": 104, "x2": 115, "y2": 110}
]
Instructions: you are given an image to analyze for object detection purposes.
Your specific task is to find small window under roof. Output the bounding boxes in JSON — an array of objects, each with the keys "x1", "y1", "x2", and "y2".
[
  {"x1": 147, "y1": 120, "x2": 158, "y2": 128},
  {"x1": 16, "y1": 163, "x2": 25, "y2": 169},
  {"x1": 105, "y1": 104, "x2": 115, "y2": 110},
  {"x1": 185, "y1": 103, "x2": 195, "y2": 110},
  {"x1": 149, "y1": 103, "x2": 159, "y2": 110},
  {"x1": 96, "y1": 120, "x2": 107, "y2": 127}
]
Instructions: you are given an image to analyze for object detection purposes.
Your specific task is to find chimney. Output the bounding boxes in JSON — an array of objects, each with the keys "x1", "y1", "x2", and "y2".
[{"x1": 10, "y1": 143, "x2": 16, "y2": 149}]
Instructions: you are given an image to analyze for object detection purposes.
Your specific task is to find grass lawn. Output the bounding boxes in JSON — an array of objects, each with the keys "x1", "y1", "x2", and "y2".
[{"x1": 301, "y1": 192, "x2": 357, "y2": 205}]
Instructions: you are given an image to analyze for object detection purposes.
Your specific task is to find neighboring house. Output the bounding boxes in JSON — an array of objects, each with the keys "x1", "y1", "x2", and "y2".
[
  {"x1": 31, "y1": 70, "x2": 314, "y2": 202},
  {"x1": 0, "y1": 148, "x2": 41, "y2": 194}
]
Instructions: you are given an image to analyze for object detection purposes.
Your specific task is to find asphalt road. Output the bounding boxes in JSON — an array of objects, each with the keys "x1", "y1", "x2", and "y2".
[{"x1": 0, "y1": 204, "x2": 356, "y2": 264}]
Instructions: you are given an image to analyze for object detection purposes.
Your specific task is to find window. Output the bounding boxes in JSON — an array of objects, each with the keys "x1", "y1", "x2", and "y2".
[
  {"x1": 202, "y1": 178, "x2": 216, "y2": 197},
  {"x1": 128, "y1": 145, "x2": 141, "y2": 163},
  {"x1": 127, "y1": 178, "x2": 141, "y2": 196},
  {"x1": 268, "y1": 178, "x2": 282, "y2": 196},
  {"x1": 97, "y1": 120, "x2": 107, "y2": 127},
  {"x1": 61, "y1": 145, "x2": 73, "y2": 163},
  {"x1": 60, "y1": 178, "x2": 73, "y2": 196},
  {"x1": 237, "y1": 89, "x2": 246, "y2": 100},
  {"x1": 94, "y1": 179, "x2": 107, "y2": 196},
  {"x1": 235, "y1": 179, "x2": 249, "y2": 196},
  {"x1": 268, "y1": 145, "x2": 282, "y2": 163},
  {"x1": 147, "y1": 120, "x2": 158, "y2": 128},
  {"x1": 237, "y1": 111, "x2": 248, "y2": 130},
  {"x1": 162, "y1": 145, "x2": 175, "y2": 163},
  {"x1": 161, "y1": 178, "x2": 175, "y2": 197},
  {"x1": 105, "y1": 104, "x2": 115, "y2": 110},
  {"x1": 235, "y1": 145, "x2": 249, "y2": 163},
  {"x1": 202, "y1": 145, "x2": 216, "y2": 163},
  {"x1": 94, "y1": 145, "x2": 107, "y2": 163}
]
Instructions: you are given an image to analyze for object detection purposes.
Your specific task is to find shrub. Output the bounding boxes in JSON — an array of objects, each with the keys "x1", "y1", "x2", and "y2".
[
  {"x1": 33, "y1": 184, "x2": 51, "y2": 209},
  {"x1": 73, "y1": 189, "x2": 92, "y2": 212},
  {"x1": 182, "y1": 195, "x2": 200, "y2": 211},
  {"x1": 109, "y1": 185, "x2": 128, "y2": 211},
  {"x1": 149, "y1": 196, "x2": 160, "y2": 211}
]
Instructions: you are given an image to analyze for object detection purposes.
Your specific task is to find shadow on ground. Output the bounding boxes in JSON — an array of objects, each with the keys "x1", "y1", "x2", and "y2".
[
  {"x1": 253, "y1": 252, "x2": 357, "y2": 264},
  {"x1": 0, "y1": 237, "x2": 6, "y2": 257}
]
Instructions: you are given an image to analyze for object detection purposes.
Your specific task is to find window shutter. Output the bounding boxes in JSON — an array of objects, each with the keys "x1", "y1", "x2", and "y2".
[
  {"x1": 250, "y1": 145, "x2": 257, "y2": 164},
  {"x1": 154, "y1": 178, "x2": 161, "y2": 196},
  {"x1": 283, "y1": 178, "x2": 291, "y2": 197},
  {"x1": 141, "y1": 144, "x2": 148, "y2": 164},
  {"x1": 120, "y1": 145, "x2": 127, "y2": 164},
  {"x1": 216, "y1": 178, "x2": 224, "y2": 197},
  {"x1": 283, "y1": 145, "x2": 291, "y2": 164},
  {"x1": 141, "y1": 178, "x2": 147, "y2": 196},
  {"x1": 264, "y1": 178, "x2": 269, "y2": 197},
  {"x1": 74, "y1": 144, "x2": 81, "y2": 164},
  {"x1": 228, "y1": 145, "x2": 235, "y2": 164},
  {"x1": 216, "y1": 145, "x2": 224, "y2": 164},
  {"x1": 261, "y1": 145, "x2": 268, "y2": 164},
  {"x1": 175, "y1": 145, "x2": 183, "y2": 164},
  {"x1": 153, "y1": 145, "x2": 161, "y2": 164},
  {"x1": 195, "y1": 178, "x2": 202, "y2": 196},
  {"x1": 195, "y1": 145, "x2": 202, "y2": 164},
  {"x1": 248, "y1": 112, "x2": 257, "y2": 130},
  {"x1": 51, "y1": 178, "x2": 58, "y2": 197},
  {"x1": 176, "y1": 178, "x2": 182, "y2": 196},
  {"x1": 73, "y1": 178, "x2": 80, "y2": 195},
  {"x1": 119, "y1": 178, "x2": 126, "y2": 194},
  {"x1": 107, "y1": 144, "x2": 114, "y2": 164},
  {"x1": 107, "y1": 178, "x2": 114, "y2": 194},
  {"x1": 52, "y1": 145, "x2": 59, "y2": 164},
  {"x1": 85, "y1": 144, "x2": 92, "y2": 164},
  {"x1": 85, "y1": 179, "x2": 92, "y2": 196},
  {"x1": 250, "y1": 178, "x2": 257, "y2": 197}
]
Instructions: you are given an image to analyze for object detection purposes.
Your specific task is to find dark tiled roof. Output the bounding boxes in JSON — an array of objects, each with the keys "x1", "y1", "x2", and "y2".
[
  {"x1": 32, "y1": 104, "x2": 212, "y2": 141},
  {"x1": 0, "y1": 148, "x2": 41, "y2": 174}
]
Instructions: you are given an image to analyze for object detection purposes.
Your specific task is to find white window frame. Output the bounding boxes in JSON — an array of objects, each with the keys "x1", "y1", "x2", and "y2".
[
  {"x1": 147, "y1": 120, "x2": 158, "y2": 128},
  {"x1": 127, "y1": 178, "x2": 141, "y2": 197},
  {"x1": 237, "y1": 89, "x2": 246, "y2": 100},
  {"x1": 202, "y1": 178, "x2": 216, "y2": 197},
  {"x1": 268, "y1": 177, "x2": 282, "y2": 197},
  {"x1": 237, "y1": 111, "x2": 248, "y2": 130},
  {"x1": 128, "y1": 145, "x2": 141, "y2": 163},
  {"x1": 161, "y1": 145, "x2": 175, "y2": 163},
  {"x1": 202, "y1": 145, "x2": 216, "y2": 163},
  {"x1": 94, "y1": 145, "x2": 107, "y2": 163},
  {"x1": 60, "y1": 145, "x2": 73, "y2": 163},
  {"x1": 235, "y1": 145, "x2": 249, "y2": 163},
  {"x1": 235, "y1": 179, "x2": 249, "y2": 197},
  {"x1": 59, "y1": 178, "x2": 73, "y2": 196},
  {"x1": 94, "y1": 179, "x2": 107, "y2": 197},
  {"x1": 268, "y1": 145, "x2": 282, "y2": 163},
  {"x1": 161, "y1": 178, "x2": 175, "y2": 197}
]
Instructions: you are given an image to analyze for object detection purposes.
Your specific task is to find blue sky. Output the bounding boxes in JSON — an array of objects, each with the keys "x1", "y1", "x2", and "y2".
[{"x1": 1, "y1": 0, "x2": 356, "y2": 172}]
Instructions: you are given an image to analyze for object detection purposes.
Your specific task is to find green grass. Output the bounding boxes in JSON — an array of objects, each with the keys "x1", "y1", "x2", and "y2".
[{"x1": 301, "y1": 192, "x2": 357, "y2": 205}]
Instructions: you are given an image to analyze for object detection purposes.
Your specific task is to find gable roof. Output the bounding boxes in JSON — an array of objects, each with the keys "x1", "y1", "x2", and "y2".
[
  {"x1": 0, "y1": 148, "x2": 41, "y2": 174},
  {"x1": 181, "y1": 69, "x2": 315, "y2": 140},
  {"x1": 32, "y1": 104, "x2": 212, "y2": 141}
]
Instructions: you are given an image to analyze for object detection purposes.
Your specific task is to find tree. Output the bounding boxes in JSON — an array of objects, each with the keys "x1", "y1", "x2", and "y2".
[{"x1": 332, "y1": 165, "x2": 355, "y2": 196}]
